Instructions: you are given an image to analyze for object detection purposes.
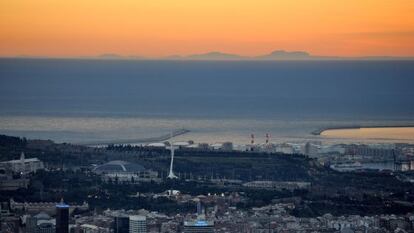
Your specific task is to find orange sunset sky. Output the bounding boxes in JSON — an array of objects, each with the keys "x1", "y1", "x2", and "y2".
[{"x1": 1, "y1": 0, "x2": 414, "y2": 58}]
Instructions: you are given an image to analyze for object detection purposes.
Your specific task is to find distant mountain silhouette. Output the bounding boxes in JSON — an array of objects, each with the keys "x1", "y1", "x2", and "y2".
[
  {"x1": 98, "y1": 53, "x2": 124, "y2": 59},
  {"x1": 257, "y1": 50, "x2": 311, "y2": 60},
  {"x1": 96, "y1": 54, "x2": 146, "y2": 60},
  {"x1": 181, "y1": 50, "x2": 414, "y2": 61},
  {"x1": 181, "y1": 50, "x2": 326, "y2": 60},
  {"x1": 7, "y1": 51, "x2": 412, "y2": 61},
  {"x1": 187, "y1": 51, "x2": 245, "y2": 60}
]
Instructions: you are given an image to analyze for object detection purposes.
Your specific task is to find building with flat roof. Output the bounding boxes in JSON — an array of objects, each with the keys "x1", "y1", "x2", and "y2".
[
  {"x1": 56, "y1": 202, "x2": 69, "y2": 233},
  {"x1": 183, "y1": 219, "x2": 214, "y2": 233},
  {"x1": 10, "y1": 199, "x2": 88, "y2": 215},
  {"x1": 113, "y1": 215, "x2": 129, "y2": 233},
  {"x1": 26, "y1": 212, "x2": 55, "y2": 233},
  {"x1": 129, "y1": 215, "x2": 146, "y2": 233}
]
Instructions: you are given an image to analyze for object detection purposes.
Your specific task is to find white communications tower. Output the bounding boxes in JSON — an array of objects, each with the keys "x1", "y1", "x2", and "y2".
[{"x1": 167, "y1": 134, "x2": 178, "y2": 179}]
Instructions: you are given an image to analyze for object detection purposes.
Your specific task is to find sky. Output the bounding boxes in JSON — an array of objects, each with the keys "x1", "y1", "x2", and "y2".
[{"x1": 1, "y1": 0, "x2": 414, "y2": 57}]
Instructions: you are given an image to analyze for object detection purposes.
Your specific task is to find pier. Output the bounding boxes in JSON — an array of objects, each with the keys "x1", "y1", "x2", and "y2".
[{"x1": 77, "y1": 128, "x2": 190, "y2": 146}]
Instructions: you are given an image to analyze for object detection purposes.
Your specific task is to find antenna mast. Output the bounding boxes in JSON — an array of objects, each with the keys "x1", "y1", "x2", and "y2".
[{"x1": 167, "y1": 132, "x2": 178, "y2": 179}]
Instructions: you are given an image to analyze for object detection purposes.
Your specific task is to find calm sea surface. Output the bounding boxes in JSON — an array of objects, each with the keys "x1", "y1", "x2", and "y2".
[{"x1": 1, "y1": 59, "x2": 413, "y2": 144}]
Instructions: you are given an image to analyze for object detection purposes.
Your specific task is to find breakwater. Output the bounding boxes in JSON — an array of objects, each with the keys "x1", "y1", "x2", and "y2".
[{"x1": 78, "y1": 128, "x2": 190, "y2": 146}]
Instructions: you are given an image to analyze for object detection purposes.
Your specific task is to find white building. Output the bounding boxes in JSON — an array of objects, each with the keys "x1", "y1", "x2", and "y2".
[
  {"x1": 129, "y1": 215, "x2": 146, "y2": 233},
  {"x1": 275, "y1": 143, "x2": 295, "y2": 154},
  {"x1": 80, "y1": 224, "x2": 110, "y2": 233},
  {"x1": 0, "y1": 152, "x2": 44, "y2": 174},
  {"x1": 183, "y1": 219, "x2": 214, "y2": 233},
  {"x1": 302, "y1": 142, "x2": 320, "y2": 157},
  {"x1": 319, "y1": 145, "x2": 346, "y2": 154}
]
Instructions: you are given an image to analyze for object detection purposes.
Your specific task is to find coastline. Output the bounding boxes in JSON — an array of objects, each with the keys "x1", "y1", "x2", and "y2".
[
  {"x1": 76, "y1": 128, "x2": 190, "y2": 146},
  {"x1": 312, "y1": 125, "x2": 414, "y2": 136}
]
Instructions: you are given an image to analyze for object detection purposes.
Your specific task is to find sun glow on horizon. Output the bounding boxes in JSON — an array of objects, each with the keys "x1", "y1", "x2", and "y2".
[{"x1": 1, "y1": 0, "x2": 414, "y2": 57}]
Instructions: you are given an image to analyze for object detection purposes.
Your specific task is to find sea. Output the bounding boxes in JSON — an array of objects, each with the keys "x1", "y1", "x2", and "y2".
[{"x1": 0, "y1": 58, "x2": 413, "y2": 145}]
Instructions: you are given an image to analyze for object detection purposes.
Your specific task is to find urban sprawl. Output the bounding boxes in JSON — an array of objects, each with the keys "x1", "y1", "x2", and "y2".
[{"x1": 1, "y1": 134, "x2": 414, "y2": 233}]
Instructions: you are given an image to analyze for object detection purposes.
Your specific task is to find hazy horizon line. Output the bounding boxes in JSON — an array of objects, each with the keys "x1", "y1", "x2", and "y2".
[{"x1": 1, "y1": 50, "x2": 414, "y2": 61}]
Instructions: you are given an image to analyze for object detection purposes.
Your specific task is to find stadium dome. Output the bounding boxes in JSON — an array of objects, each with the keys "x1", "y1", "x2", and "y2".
[
  {"x1": 93, "y1": 160, "x2": 145, "y2": 173},
  {"x1": 147, "y1": 142, "x2": 166, "y2": 148}
]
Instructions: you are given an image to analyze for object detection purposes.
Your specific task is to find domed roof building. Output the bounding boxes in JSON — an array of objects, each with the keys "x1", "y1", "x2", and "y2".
[
  {"x1": 92, "y1": 161, "x2": 160, "y2": 183},
  {"x1": 93, "y1": 160, "x2": 146, "y2": 174}
]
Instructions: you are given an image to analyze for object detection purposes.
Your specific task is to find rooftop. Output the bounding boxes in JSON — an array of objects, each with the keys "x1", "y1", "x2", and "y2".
[
  {"x1": 1, "y1": 158, "x2": 41, "y2": 164},
  {"x1": 184, "y1": 220, "x2": 214, "y2": 227},
  {"x1": 93, "y1": 160, "x2": 146, "y2": 173}
]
